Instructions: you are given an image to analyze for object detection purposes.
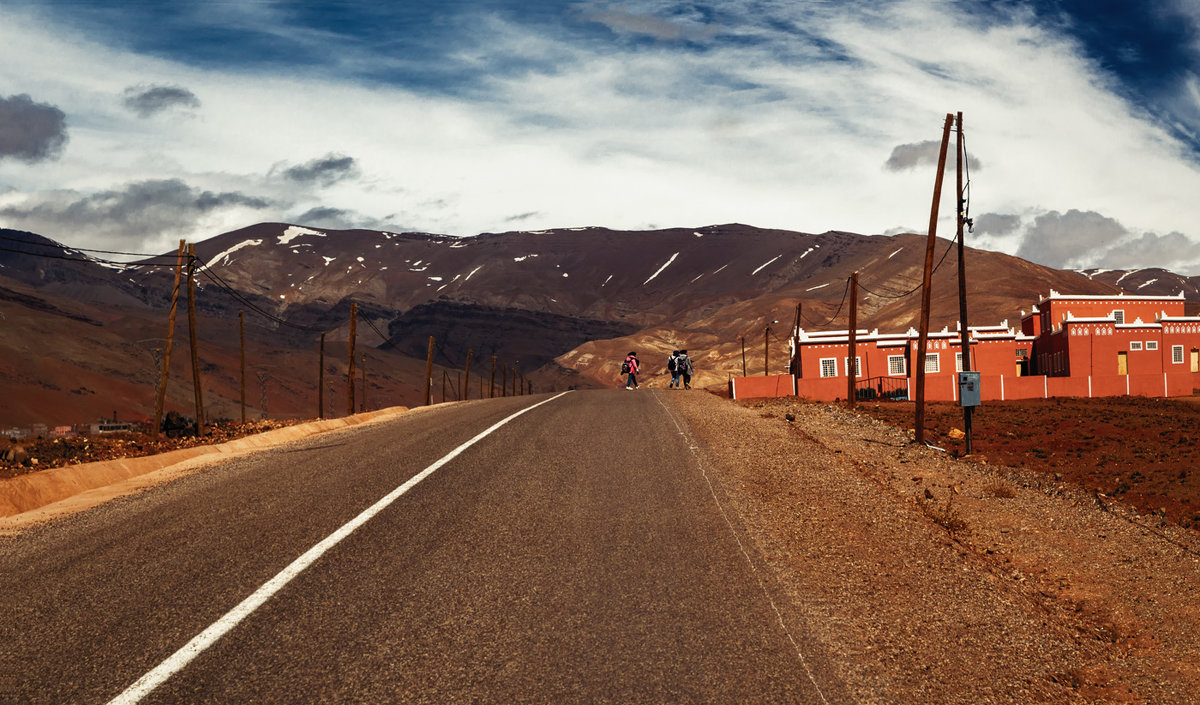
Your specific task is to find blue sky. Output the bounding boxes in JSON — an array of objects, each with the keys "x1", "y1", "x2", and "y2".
[{"x1": 3, "y1": 0, "x2": 1200, "y2": 275}]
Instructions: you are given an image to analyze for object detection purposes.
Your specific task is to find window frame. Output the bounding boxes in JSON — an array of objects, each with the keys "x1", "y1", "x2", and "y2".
[
  {"x1": 819, "y1": 357, "x2": 838, "y2": 378},
  {"x1": 1130, "y1": 341, "x2": 1143, "y2": 351},
  {"x1": 887, "y1": 355, "x2": 906, "y2": 376},
  {"x1": 1173, "y1": 345, "x2": 1185, "y2": 364},
  {"x1": 925, "y1": 353, "x2": 940, "y2": 374}
]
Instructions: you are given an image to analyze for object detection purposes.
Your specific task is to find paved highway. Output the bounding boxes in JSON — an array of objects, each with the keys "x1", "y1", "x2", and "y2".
[{"x1": 2, "y1": 390, "x2": 839, "y2": 703}]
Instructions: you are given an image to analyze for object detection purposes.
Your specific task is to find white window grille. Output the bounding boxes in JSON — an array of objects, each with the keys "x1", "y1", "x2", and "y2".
[
  {"x1": 1173, "y1": 345, "x2": 1185, "y2": 364},
  {"x1": 888, "y1": 355, "x2": 906, "y2": 375},
  {"x1": 955, "y1": 351, "x2": 964, "y2": 372},
  {"x1": 844, "y1": 356, "x2": 861, "y2": 378},
  {"x1": 1112, "y1": 309, "x2": 1125, "y2": 324},
  {"x1": 1146, "y1": 341, "x2": 1158, "y2": 351},
  {"x1": 1130, "y1": 341, "x2": 1143, "y2": 351},
  {"x1": 925, "y1": 354, "x2": 940, "y2": 374},
  {"x1": 820, "y1": 358, "x2": 838, "y2": 378}
]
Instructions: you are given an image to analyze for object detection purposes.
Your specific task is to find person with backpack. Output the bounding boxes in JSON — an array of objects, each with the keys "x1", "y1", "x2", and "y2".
[
  {"x1": 622, "y1": 351, "x2": 640, "y2": 389},
  {"x1": 667, "y1": 350, "x2": 681, "y2": 388},
  {"x1": 677, "y1": 349, "x2": 694, "y2": 389}
]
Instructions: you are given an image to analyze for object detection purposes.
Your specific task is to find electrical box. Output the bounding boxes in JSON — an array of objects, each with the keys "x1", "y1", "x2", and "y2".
[{"x1": 958, "y1": 371, "x2": 981, "y2": 407}]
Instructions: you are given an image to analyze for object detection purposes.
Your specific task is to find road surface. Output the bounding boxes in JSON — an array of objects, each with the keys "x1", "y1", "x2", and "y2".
[{"x1": 2, "y1": 390, "x2": 841, "y2": 703}]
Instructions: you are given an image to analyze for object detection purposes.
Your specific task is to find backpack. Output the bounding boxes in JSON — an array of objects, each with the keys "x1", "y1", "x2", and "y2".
[
  {"x1": 667, "y1": 356, "x2": 678, "y2": 373},
  {"x1": 621, "y1": 359, "x2": 630, "y2": 374}
]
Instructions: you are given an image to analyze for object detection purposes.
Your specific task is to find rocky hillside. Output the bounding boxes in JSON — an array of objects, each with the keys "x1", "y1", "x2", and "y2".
[{"x1": 1, "y1": 222, "x2": 1193, "y2": 426}]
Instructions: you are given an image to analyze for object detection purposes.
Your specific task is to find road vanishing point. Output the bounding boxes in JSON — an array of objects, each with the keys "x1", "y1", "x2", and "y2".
[{"x1": 2, "y1": 389, "x2": 846, "y2": 704}]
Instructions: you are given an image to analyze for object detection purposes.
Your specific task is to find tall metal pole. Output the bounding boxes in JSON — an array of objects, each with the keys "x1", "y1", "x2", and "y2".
[
  {"x1": 915, "y1": 113, "x2": 955, "y2": 444},
  {"x1": 186, "y1": 244, "x2": 205, "y2": 436},
  {"x1": 152, "y1": 240, "x2": 185, "y2": 440},
  {"x1": 346, "y1": 302, "x2": 357, "y2": 416},
  {"x1": 848, "y1": 272, "x2": 858, "y2": 408},
  {"x1": 955, "y1": 111, "x2": 973, "y2": 455}
]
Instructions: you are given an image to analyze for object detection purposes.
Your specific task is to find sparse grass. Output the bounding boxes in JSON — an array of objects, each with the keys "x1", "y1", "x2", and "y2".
[
  {"x1": 984, "y1": 473, "x2": 1018, "y2": 499},
  {"x1": 926, "y1": 493, "x2": 969, "y2": 535}
]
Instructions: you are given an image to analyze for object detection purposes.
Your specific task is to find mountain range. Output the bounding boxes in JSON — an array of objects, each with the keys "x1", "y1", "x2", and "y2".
[{"x1": 2, "y1": 223, "x2": 1198, "y2": 428}]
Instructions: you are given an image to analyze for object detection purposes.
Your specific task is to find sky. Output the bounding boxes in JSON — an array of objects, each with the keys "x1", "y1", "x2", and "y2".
[{"x1": 2, "y1": 1, "x2": 1200, "y2": 275}]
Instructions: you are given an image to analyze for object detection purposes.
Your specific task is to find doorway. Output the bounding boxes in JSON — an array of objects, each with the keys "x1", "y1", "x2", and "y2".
[
  {"x1": 1192, "y1": 348, "x2": 1198, "y2": 373},
  {"x1": 1118, "y1": 351, "x2": 1128, "y2": 376}
]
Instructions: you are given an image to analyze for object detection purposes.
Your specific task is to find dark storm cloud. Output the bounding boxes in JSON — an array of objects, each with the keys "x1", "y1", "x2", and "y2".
[
  {"x1": 0, "y1": 179, "x2": 271, "y2": 243},
  {"x1": 0, "y1": 94, "x2": 68, "y2": 163},
  {"x1": 1015, "y1": 209, "x2": 1127, "y2": 268},
  {"x1": 1097, "y1": 231, "x2": 1200, "y2": 272},
  {"x1": 278, "y1": 154, "x2": 359, "y2": 187},
  {"x1": 884, "y1": 139, "x2": 983, "y2": 172},
  {"x1": 122, "y1": 84, "x2": 201, "y2": 118},
  {"x1": 972, "y1": 213, "x2": 1021, "y2": 237}
]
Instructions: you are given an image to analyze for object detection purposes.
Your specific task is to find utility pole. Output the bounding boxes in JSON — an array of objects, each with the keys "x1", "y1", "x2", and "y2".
[
  {"x1": 361, "y1": 352, "x2": 367, "y2": 412},
  {"x1": 490, "y1": 355, "x2": 497, "y2": 398},
  {"x1": 424, "y1": 336, "x2": 435, "y2": 406},
  {"x1": 792, "y1": 302, "x2": 802, "y2": 375},
  {"x1": 955, "y1": 111, "x2": 974, "y2": 454},
  {"x1": 915, "y1": 113, "x2": 955, "y2": 444},
  {"x1": 239, "y1": 310, "x2": 246, "y2": 424},
  {"x1": 502, "y1": 365, "x2": 508, "y2": 397},
  {"x1": 347, "y1": 302, "x2": 357, "y2": 416},
  {"x1": 763, "y1": 326, "x2": 770, "y2": 376},
  {"x1": 186, "y1": 244, "x2": 205, "y2": 436},
  {"x1": 740, "y1": 336, "x2": 747, "y2": 377},
  {"x1": 318, "y1": 333, "x2": 325, "y2": 419},
  {"x1": 848, "y1": 272, "x2": 858, "y2": 408},
  {"x1": 152, "y1": 240, "x2": 185, "y2": 440},
  {"x1": 463, "y1": 349, "x2": 473, "y2": 401}
]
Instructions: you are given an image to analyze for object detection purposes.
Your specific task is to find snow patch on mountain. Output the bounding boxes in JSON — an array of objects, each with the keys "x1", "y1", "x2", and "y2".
[
  {"x1": 644, "y1": 252, "x2": 679, "y2": 285},
  {"x1": 752, "y1": 255, "x2": 782, "y2": 275},
  {"x1": 279, "y1": 226, "x2": 324, "y2": 245},
  {"x1": 888, "y1": 247, "x2": 903, "y2": 259},
  {"x1": 209, "y1": 239, "x2": 262, "y2": 267}
]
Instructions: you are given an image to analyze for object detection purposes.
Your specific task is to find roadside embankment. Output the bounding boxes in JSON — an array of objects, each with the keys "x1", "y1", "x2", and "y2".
[{"x1": 0, "y1": 407, "x2": 409, "y2": 530}]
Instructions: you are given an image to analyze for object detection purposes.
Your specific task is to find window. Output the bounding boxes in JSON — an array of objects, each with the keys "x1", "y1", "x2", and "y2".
[
  {"x1": 955, "y1": 351, "x2": 964, "y2": 372},
  {"x1": 820, "y1": 358, "x2": 838, "y2": 378},
  {"x1": 925, "y1": 354, "x2": 940, "y2": 373},
  {"x1": 1130, "y1": 341, "x2": 1143, "y2": 351},
  {"x1": 1146, "y1": 341, "x2": 1158, "y2": 351},
  {"x1": 844, "y1": 356, "x2": 861, "y2": 378},
  {"x1": 1174, "y1": 345, "x2": 1186, "y2": 364},
  {"x1": 888, "y1": 355, "x2": 906, "y2": 375},
  {"x1": 1112, "y1": 309, "x2": 1125, "y2": 324}
]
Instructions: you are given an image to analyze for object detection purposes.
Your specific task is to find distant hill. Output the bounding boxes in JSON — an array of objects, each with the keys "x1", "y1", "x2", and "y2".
[{"x1": 2, "y1": 222, "x2": 1193, "y2": 426}]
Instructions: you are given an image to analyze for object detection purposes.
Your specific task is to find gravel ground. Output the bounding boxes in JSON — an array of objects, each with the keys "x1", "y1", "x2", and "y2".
[{"x1": 664, "y1": 390, "x2": 1200, "y2": 704}]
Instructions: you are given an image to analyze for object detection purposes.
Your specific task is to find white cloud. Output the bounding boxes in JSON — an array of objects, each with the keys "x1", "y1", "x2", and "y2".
[{"x1": 0, "y1": 2, "x2": 1199, "y2": 275}]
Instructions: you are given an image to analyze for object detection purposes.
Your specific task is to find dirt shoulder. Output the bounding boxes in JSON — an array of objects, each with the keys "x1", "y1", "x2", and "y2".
[{"x1": 666, "y1": 391, "x2": 1200, "y2": 704}]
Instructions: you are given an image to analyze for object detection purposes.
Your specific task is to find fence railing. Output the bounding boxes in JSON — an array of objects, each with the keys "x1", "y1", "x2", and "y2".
[{"x1": 854, "y1": 376, "x2": 909, "y2": 401}]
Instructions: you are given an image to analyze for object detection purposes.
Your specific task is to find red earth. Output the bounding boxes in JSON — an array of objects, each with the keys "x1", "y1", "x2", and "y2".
[{"x1": 852, "y1": 395, "x2": 1200, "y2": 530}]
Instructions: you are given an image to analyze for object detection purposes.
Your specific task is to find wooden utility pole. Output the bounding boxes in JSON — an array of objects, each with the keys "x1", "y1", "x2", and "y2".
[
  {"x1": 152, "y1": 240, "x2": 185, "y2": 440},
  {"x1": 501, "y1": 365, "x2": 508, "y2": 397},
  {"x1": 424, "y1": 336, "x2": 435, "y2": 406},
  {"x1": 361, "y1": 353, "x2": 367, "y2": 412},
  {"x1": 792, "y1": 302, "x2": 802, "y2": 375},
  {"x1": 740, "y1": 336, "x2": 747, "y2": 377},
  {"x1": 463, "y1": 349, "x2": 473, "y2": 401},
  {"x1": 347, "y1": 302, "x2": 357, "y2": 416},
  {"x1": 915, "y1": 113, "x2": 955, "y2": 444},
  {"x1": 955, "y1": 111, "x2": 974, "y2": 454},
  {"x1": 490, "y1": 355, "x2": 497, "y2": 398},
  {"x1": 186, "y1": 244, "x2": 205, "y2": 436},
  {"x1": 764, "y1": 326, "x2": 770, "y2": 376},
  {"x1": 848, "y1": 272, "x2": 858, "y2": 408},
  {"x1": 318, "y1": 333, "x2": 325, "y2": 419},
  {"x1": 239, "y1": 311, "x2": 246, "y2": 424}
]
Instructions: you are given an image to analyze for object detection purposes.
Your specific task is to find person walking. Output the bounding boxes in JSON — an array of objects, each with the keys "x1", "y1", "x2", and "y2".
[
  {"x1": 667, "y1": 350, "x2": 681, "y2": 388},
  {"x1": 677, "y1": 349, "x2": 694, "y2": 389},
  {"x1": 622, "y1": 351, "x2": 640, "y2": 389}
]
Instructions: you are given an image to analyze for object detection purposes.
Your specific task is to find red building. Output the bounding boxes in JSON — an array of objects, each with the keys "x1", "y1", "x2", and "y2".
[{"x1": 732, "y1": 291, "x2": 1200, "y2": 401}]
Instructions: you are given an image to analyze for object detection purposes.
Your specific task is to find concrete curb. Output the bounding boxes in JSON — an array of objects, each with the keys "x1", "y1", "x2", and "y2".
[{"x1": 0, "y1": 406, "x2": 410, "y2": 520}]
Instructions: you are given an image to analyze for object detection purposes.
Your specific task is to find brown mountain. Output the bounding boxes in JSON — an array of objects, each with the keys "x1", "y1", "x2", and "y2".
[{"x1": 1, "y1": 223, "x2": 1190, "y2": 428}]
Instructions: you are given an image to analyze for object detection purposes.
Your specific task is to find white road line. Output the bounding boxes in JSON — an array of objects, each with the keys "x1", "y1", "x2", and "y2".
[{"x1": 107, "y1": 391, "x2": 573, "y2": 705}]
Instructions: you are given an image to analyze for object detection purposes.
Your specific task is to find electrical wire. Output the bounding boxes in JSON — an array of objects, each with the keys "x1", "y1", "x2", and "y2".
[{"x1": 799, "y1": 275, "x2": 851, "y2": 329}]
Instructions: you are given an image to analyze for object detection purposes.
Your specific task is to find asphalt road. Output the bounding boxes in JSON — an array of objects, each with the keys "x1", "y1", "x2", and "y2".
[{"x1": 2, "y1": 390, "x2": 836, "y2": 704}]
